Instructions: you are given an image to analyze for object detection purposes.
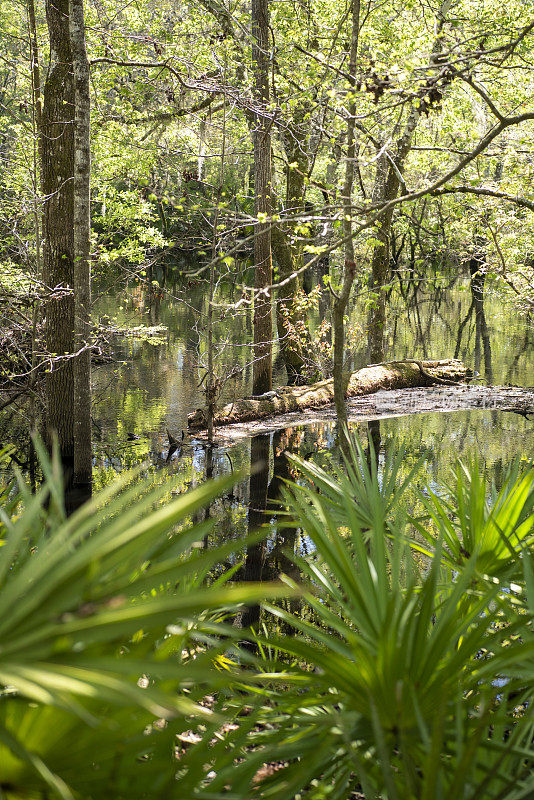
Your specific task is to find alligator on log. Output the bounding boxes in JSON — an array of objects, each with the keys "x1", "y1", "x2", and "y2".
[{"x1": 188, "y1": 359, "x2": 471, "y2": 430}]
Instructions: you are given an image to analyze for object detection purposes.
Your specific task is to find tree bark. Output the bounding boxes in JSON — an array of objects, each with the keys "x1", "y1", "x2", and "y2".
[
  {"x1": 42, "y1": 0, "x2": 75, "y2": 464},
  {"x1": 252, "y1": 0, "x2": 273, "y2": 395},
  {"x1": 272, "y1": 102, "x2": 319, "y2": 384},
  {"x1": 333, "y1": 0, "x2": 360, "y2": 435},
  {"x1": 188, "y1": 359, "x2": 470, "y2": 428},
  {"x1": 70, "y1": 0, "x2": 92, "y2": 488}
]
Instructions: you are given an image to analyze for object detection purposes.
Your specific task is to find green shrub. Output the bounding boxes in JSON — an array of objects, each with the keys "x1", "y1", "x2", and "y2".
[
  {"x1": 0, "y1": 440, "x2": 286, "y2": 799},
  {"x1": 2, "y1": 436, "x2": 533, "y2": 799},
  {"x1": 203, "y1": 437, "x2": 534, "y2": 799}
]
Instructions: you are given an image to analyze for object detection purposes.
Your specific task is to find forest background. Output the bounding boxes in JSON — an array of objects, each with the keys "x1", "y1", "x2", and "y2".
[{"x1": 0, "y1": 0, "x2": 533, "y2": 485}]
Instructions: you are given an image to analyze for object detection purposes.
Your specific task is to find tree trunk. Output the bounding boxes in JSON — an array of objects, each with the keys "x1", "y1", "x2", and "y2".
[
  {"x1": 367, "y1": 0, "x2": 453, "y2": 363},
  {"x1": 42, "y1": 0, "x2": 75, "y2": 465},
  {"x1": 368, "y1": 153, "x2": 398, "y2": 363},
  {"x1": 188, "y1": 359, "x2": 470, "y2": 428},
  {"x1": 333, "y1": 0, "x2": 360, "y2": 437},
  {"x1": 272, "y1": 102, "x2": 319, "y2": 384},
  {"x1": 70, "y1": 0, "x2": 92, "y2": 490},
  {"x1": 252, "y1": 0, "x2": 272, "y2": 395}
]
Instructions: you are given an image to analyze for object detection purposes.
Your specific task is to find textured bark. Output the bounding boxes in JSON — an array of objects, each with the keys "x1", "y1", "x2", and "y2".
[
  {"x1": 252, "y1": 0, "x2": 272, "y2": 395},
  {"x1": 333, "y1": 0, "x2": 360, "y2": 435},
  {"x1": 188, "y1": 359, "x2": 470, "y2": 428},
  {"x1": 42, "y1": 0, "x2": 75, "y2": 461},
  {"x1": 71, "y1": 0, "x2": 92, "y2": 487},
  {"x1": 272, "y1": 102, "x2": 318, "y2": 384}
]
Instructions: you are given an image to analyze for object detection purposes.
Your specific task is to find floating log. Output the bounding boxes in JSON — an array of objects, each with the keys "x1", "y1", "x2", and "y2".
[{"x1": 188, "y1": 359, "x2": 471, "y2": 430}]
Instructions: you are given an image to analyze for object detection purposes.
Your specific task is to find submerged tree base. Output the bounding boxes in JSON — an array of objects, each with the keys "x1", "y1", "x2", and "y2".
[{"x1": 188, "y1": 359, "x2": 471, "y2": 429}]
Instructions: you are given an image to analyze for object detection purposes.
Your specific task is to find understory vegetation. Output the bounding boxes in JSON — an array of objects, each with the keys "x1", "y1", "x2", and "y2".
[{"x1": 1, "y1": 437, "x2": 533, "y2": 799}]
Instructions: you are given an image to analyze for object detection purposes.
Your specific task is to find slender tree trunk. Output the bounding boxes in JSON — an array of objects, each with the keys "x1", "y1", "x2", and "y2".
[
  {"x1": 27, "y1": 21, "x2": 42, "y2": 279},
  {"x1": 367, "y1": 0, "x2": 452, "y2": 362},
  {"x1": 206, "y1": 97, "x2": 227, "y2": 441},
  {"x1": 206, "y1": 253, "x2": 216, "y2": 444},
  {"x1": 252, "y1": 0, "x2": 273, "y2": 395},
  {"x1": 27, "y1": 0, "x2": 43, "y2": 450},
  {"x1": 367, "y1": 155, "x2": 398, "y2": 363},
  {"x1": 197, "y1": 117, "x2": 207, "y2": 181},
  {"x1": 42, "y1": 0, "x2": 75, "y2": 465},
  {"x1": 28, "y1": 0, "x2": 42, "y2": 130},
  {"x1": 332, "y1": 0, "x2": 360, "y2": 435},
  {"x1": 70, "y1": 0, "x2": 92, "y2": 489}
]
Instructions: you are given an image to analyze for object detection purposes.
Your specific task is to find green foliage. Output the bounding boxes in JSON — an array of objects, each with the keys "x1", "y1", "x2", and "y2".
[
  {"x1": 92, "y1": 188, "x2": 169, "y2": 276},
  {"x1": 0, "y1": 439, "x2": 287, "y2": 799},
  {"x1": 201, "y1": 437, "x2": 534, "y2": 799},
  {"x1": 1, "y1": 437, "x2": 534, "y2": 798},
  {"x1": 0, "y1": 263, "x2": 35, "y2": 295},
  {"x1": 411, "y1": 458, "x2": 534, "y2": 582}
]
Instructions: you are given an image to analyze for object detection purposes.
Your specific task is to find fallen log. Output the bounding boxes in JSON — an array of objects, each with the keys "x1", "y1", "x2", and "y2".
[{"x1": 188, "y1": 359, "x2": 471, "y2": 430}]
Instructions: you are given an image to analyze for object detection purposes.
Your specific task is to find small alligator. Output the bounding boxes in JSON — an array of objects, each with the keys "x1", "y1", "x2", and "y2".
[
  {"x1": 187, "y1": 390, "x2": 285, "y2": 429},
  {"x1": 244, "y1": 390, "x2": 282, "y2": 401}
]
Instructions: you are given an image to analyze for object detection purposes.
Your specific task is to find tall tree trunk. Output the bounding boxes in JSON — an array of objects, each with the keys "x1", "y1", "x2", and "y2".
[
  {"x1": 332, "y1": 0, "x2": 360, "y2": 434},
  {"x1": 368, "y1": 0, "x2": 452, "y2": 363},
  {"x1": 273, "y1": 103, "x2": 319, "y2": 384},
  {"x1": 367, "y1": 153, "x2": 400, "y2": 364},
  {"x1": 252, "y1": 0, "x2": 272, "y2": 395},
  {"x1": 27, "y1": 0, "x2": 43, "y2": 455},
  {"x1": 27, "y1": 0, "x2": 42, "y2": 178},
  {"x1": 42, "y1": 0, "x2": 75, "y2": 465},
  {"x1": 70, "y1": 0, "x2": 92, "y2": 489}
]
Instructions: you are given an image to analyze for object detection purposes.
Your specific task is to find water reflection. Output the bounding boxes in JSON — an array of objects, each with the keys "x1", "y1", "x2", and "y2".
[
  {"x1": 1, "y1": 274, "x2": 531, "y2": 520},
  {"x1": 236, "y1": 436, "x2": 269, "y2": 642},
  {"x1": 91, "y1": 275, "x2": 532, "y2": 456},
  {"x1": 17, "y1": 266, "x2": 534, "y2": 535},
  {"x1": 367, "y1": 419, "x2": 382, "y2": 468}
]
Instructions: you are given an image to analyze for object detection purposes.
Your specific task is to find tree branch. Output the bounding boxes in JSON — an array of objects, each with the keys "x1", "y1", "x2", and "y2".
[{"x1": 430, "y1": 185, "x2": 534, "y2": 212}]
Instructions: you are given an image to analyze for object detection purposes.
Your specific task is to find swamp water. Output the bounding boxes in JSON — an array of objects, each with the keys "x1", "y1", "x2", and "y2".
[
  {"x1": 90, "y1": 275, "x2": 532, "y2": 529},
  {"x1": 1, "y1": 271, "x2": 531, "y2": 580}
]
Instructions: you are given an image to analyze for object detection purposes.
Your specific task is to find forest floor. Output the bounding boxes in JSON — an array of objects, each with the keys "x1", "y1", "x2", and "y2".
[{"x1": 191, "y1": 385, "x2": 534, "y2": 443}]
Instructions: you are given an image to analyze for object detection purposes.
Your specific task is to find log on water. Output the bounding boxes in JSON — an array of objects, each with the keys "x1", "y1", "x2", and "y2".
[{"x1": 188, "y1": 359, "x2": 471, "y2": 430}]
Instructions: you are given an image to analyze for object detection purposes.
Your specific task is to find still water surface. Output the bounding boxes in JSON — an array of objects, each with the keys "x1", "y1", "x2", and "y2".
[{"x1": 91, "y1": 275, "x2": 533, "y2": 508}]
